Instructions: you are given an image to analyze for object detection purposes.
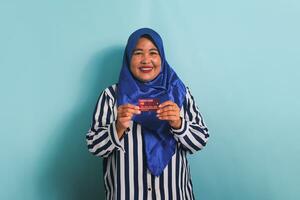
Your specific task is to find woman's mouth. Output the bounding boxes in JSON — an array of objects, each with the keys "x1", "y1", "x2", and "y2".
[{"x1": 139, "y1": 66, "x2": 153, "y2": 73}]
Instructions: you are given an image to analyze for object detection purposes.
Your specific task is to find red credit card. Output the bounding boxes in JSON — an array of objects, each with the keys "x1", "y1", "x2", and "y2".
[{"x1": 138, "y1": 98, "x2": 160, "y2": 111}]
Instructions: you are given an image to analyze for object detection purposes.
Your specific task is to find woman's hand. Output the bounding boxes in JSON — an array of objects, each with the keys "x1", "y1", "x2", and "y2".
[
  {"x1": 156, "y1": 101, "x2": 182, "y2": 129},
  {"x1": 116, "y1": 104, "x2": 141, "y2": 139}
]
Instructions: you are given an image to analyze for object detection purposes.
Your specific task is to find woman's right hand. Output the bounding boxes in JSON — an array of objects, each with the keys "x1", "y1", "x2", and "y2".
[{"x1": 116, "y1": 104, "x2": 141, "y2": 139}]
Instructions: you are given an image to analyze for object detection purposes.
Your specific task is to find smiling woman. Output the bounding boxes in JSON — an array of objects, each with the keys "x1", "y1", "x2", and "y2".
[
  {"x1": 86, "y1": 28, "x2": 209, "y2": 200},
  {"x1": 130, "y1": 36, "x2": 162, "y2": 82}
]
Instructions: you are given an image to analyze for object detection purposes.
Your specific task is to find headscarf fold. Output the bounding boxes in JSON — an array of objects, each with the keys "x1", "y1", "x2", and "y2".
[{"x1": 117, "y1": 28, "x2": 186, "y2": 176}]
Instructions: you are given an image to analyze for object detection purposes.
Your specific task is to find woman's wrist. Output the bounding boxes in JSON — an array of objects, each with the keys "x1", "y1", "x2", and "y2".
[
  {"x1": 116, "y1": 120, "x2": 126, "y2": 139},
  {"x1": 170, "y1": 118, "x2": 182, "y2": 130}
]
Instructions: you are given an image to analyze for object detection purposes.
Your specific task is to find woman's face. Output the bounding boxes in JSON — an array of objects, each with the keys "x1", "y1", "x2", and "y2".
[{"x1": 130, "y1": 37, "x2": 161, "y2": 82}]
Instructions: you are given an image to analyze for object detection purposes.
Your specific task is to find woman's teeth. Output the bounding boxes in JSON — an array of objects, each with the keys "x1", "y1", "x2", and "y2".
[{"x1": 140, "y1": 67, "x2": 153, "y2": 72}]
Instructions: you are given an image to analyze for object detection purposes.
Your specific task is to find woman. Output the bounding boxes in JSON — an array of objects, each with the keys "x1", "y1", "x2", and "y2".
[{"x1": 86, "y1": 28, "x2": 209, "y2": 200}]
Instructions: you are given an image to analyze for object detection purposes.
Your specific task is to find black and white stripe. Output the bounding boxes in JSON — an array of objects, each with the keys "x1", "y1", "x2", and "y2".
[{"x1": 86, "y1": 84, "x2": 209, "y2": 200}]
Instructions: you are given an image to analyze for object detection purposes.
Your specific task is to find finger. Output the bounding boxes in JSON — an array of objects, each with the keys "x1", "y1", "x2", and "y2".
[
  {"x1": 119, "y1": 104, "x2": 140, "y2": 110},
  {"x1": 119, "y1": 108, "x2": 141, "y2": 115},
  {"x1": 118, "y1": 105, "x2": 140, "y2": 112},
  {"x1": 118, "y1": 108, "x2": 140, "y2": 116},
  {"x1": 118, "y1": 112, "x2": 133, "y2": 118},
  {"x1": 157, "y1": 110, "x2": 179, "y2": 118},
  {"x1": 157, "y1": 115, "x2": 179, "y2": 121},
  {"x1": 158, "y1": 101, "x2": 175, "y2": 108},
  {"x1": 157, "y1": 105, "x2": 179, "y2": 114},
  {"x1": 119, "y1": 108, "x2": 141, "y2": 117},
  {"x1": 118, "y1": 116, "x2": 132, "y2": 122},
  {"x1": 158, "y1": 102, "x2": 179, "y2": 113}
]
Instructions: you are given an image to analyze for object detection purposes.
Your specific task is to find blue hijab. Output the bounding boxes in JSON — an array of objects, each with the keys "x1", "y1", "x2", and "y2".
[{"x1": 117, "y1": 28, "x2": 186, "y2": 176}]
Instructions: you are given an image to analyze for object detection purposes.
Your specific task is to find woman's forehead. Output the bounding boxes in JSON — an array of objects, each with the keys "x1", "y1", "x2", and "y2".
[
  {"x1": 126, "y1": 29, "x2": 165, "y2": 59},
  {"x1": 134, "y1": 37, "x2": 158, "y2": 49}
]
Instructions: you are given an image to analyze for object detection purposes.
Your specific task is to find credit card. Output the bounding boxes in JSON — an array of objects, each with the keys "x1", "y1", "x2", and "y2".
[{"x1": 138, "y1": 98, "x2": 160, "y2": 111}]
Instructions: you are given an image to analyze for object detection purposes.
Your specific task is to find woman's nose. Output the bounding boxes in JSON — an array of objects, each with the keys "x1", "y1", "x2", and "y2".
[{"x1": 141, "y1": 54, "x2": 151, "y2": 64}]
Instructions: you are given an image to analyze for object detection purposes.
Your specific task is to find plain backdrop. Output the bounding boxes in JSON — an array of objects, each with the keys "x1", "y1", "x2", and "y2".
[{"x1": 1, "y1": 0, "x2": 300, "y2": 199}]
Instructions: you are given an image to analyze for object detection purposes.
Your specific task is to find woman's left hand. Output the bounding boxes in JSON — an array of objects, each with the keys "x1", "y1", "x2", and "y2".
[{"x1": 156, "y1": 100, "x2": 182, "y2": 129}]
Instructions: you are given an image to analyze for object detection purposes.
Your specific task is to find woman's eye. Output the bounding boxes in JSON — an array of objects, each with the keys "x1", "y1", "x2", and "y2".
[
  {"x1": 150, "y1": 51, "x2": 158, "y2": 55},
  {"x1": 133, "y1": 52, "x2": 142, "y2": 55}
]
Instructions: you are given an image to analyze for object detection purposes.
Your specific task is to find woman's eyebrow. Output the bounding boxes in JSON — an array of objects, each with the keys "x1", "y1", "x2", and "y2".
[
  {"x1": 132, "y1": 48, "x2": 158, "y2": 52},
  {"x1": 132, "y1": 48, "x2": 143, "y2": 52}
]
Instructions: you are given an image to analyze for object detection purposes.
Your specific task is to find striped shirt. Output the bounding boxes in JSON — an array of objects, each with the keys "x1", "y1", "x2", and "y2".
[{"x1": 86, "y1": 84, "x2": 209, "y2": 200}]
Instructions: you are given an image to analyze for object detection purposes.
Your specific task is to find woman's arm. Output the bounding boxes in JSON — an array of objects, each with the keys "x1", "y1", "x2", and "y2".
[
  {"x1": 86, "y1": 86, "x2": 125, "y2": 158},
  {"x1": 171, "y1": 88, "x2": 210, "y2": 153}
]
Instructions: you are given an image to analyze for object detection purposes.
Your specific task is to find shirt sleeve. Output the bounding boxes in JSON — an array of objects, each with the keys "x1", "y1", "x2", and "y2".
[
  {"x1": 86, "y1": 88, "x2": 125, "y2": 158},
  {"x1": 171, "y1": 87, "x2": 210, "y2": 153}
]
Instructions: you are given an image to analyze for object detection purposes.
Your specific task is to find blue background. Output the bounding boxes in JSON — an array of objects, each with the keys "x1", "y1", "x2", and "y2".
[{"x1": 1, "y1": 0, "x2": 299, "y2": 199}]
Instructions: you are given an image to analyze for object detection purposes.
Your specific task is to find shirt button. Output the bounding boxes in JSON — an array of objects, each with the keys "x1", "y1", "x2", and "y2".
[{"x1": 148, "y1": 188, "x2": 151, "y2": 191}]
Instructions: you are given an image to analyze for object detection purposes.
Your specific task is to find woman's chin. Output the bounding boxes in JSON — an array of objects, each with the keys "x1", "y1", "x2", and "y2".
[
  {"x1": 137, "y1": 77, "x2": 153, "y2": 83},
  {"x1": 135, "y1": 74, "x2": 155, "y2": 82}
]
